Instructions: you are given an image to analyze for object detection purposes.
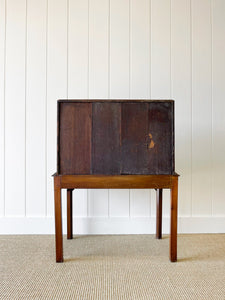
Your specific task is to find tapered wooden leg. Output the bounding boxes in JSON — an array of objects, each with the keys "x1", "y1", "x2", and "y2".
[
  {"x1": 67, "y1": 189, "x2": 73, "y2": 239},
  {"x1": 156, "y1": 189, "x2": 163, "y2": 239},
  {"x1": 170, "y1": 177, "x2": 178, "y2": 262},
  {"x1": 54, "y1": 177, "x2": 63, "y2": 263}
]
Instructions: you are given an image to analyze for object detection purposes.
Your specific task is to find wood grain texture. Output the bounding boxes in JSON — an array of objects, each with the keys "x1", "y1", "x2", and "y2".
[
  {"x1": 92, "y1": 102, "x2": 121, "y2": 174},
  {"x1": 170, "y1": 177, "x2": 178, "y2": 262},
  {"x1": 59, "y1": 174, "x2": 176, "y2": 189},
  {"x1": 148, "y1": 102, "x2": 174, "y2": 174},
  {"x1": 121, "y1": 102, "x2": 174, "y2": 175},
  {"x1": 121, "y1": 103, "x2": 149, "y2": 174},
  {"x1": 58, "y1": 101, "x2": 174, "y2": 176},
  {"x1": 54, "y1": 173, "x2": 179, "y2": 262},
  {"x1": 54, "y1": 176, "x2": 63, "y2": 262},
  {"x1": 59, "y1": 102, "x2": 92, "y2": 174}
]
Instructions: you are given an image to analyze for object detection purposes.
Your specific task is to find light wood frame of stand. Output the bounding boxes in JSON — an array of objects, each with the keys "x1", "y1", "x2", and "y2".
[{"x1": 53, "y1": 173, "x2": 179, "y2": 263}]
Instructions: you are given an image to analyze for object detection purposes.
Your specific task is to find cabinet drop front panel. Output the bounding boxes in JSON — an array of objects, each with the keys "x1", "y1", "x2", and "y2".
[{"x1": 57, "y1": 100, "x2": 174, "y2": 175}]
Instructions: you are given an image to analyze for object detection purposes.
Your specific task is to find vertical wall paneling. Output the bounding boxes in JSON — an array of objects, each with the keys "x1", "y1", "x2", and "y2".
[
  {"x1": 5, "y1": 0, "x2": 26, "y2": 216},
  {"x1": 129, "y1": 0, "x2": 151, "y2": 218},
  {"x1": 151, "y1": 0, "x2": 171, "y2": 98},
  {"x1": 130, "y1": 190, "x2": 151, "y2": 217},
  {"x1": 130, "y1": 0, "x2": 150, "y2": 99},
  {"x1": 88, "y1": 189, "x2": 109, "y2": 217},
  {"x1": 0, "y1": 0, "x2": 5, "y2": 216},
  {"x1": 68, "y1": 0, "x2": 89, "y2": 218},
  {"x1": 88, "y1": 0, "x2": 109, "y2": 217},
  {"x1": 68, "y1": 0, "x2": 88, "y2": 99},
  {"x1": 89, "y1": 0, "x2": 109, "y2": 98},
  {"x1": 151, "y1": 0, "x2": 171, "y2": 217},
  {"x1": 109, "y1": 190, "x2": 130, "y2": 217},
  {"x1": 26, "y1": 0, "x2": 47, "y2": 216},
  {"x1": 46, "y1": 0, "x2": 68, "y2": 217},
  {"x1": 109, "y1": 0, "x2": 130, "y2": 217},
  {"x1": 192, "y1": 0, "x2": 212, "y2": 216},
  {"x1": 1, "y1": 0, "x2": 225, "y2": 233},
  {"x1": 212, "y1": 0, "x2": 225, "y2": 215},
  {"x1": 110, "y1": 0, "x2": 129, "y2": 98},
  {"x1": 171, "y1": 0, "x2": 192, "y2": 216}
]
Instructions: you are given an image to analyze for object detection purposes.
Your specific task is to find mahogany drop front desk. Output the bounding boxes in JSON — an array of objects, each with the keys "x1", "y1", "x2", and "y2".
[{"x1": 53, "y1": 100, "x2": 179, "y2": 262}]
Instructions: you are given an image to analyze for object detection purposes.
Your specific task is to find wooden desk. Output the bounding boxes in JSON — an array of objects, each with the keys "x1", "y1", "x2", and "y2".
[{"x1": 53, "y1": 100, "x2": 179, "y2": 262}]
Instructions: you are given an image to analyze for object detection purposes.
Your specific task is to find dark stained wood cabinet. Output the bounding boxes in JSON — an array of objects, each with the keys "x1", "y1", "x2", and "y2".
[
  {"x1": 57, "y1": 100, "x2": 174, "y2": 175},
  {"x1": 53, "y1": 100, "x2": 179, "y2": 263}
]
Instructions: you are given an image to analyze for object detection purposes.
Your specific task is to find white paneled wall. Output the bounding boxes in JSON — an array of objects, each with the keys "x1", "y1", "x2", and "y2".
[{"x1": 0, "y1": 0, "x2": 225, "y2": 234}]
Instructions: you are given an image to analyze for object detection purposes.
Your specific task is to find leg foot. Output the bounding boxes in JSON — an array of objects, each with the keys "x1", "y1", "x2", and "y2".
[
  {"x1": 170, "y1": 178, "x2": 178, "y2": 262},
  {"x1": 54, "y1": 177, "x2": 63, "y2": 262}
]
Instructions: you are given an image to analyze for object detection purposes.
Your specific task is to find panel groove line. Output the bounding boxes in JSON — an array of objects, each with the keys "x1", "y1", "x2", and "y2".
[
  {"x1": 24, "y1": 0, "x2": 27, "y2": 217},
  {"x1": 45, "y1": 0, "x2": 48, "y2": 217},
  {"x1": 5, "y1": 0, "x2": 26, "y2": 216},
  {"x1": 0, "y1": 0, "x2": 6, "y2": 216}
]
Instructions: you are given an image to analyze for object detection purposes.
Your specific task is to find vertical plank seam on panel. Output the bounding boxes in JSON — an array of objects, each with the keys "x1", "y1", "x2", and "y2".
[
  {"x1": 3, "y1": 0, "x2": 6, "y2": 217},
  {"x1": 149, "y1": 0, "x2": 152, "y2": 218},
  {"x1": 45, "y1": 0, "x2": 48, "y2": 217},
  {"x1": 108, "y1": 0, "x2": 110, "y2": 99},
  {"x1": 148, "y1": 0, "x2": 151, "y2": 99},
  {"x1": 108, "y1": 0, "x2": 110, "y2": 218},
  {"x1": 190, "y1": 0, "x2": 193, "y2": 217},
  {"x1": 128, "y1": 0, "x2": 131, "y2": 218},
  {"x1": 170, "y1": 0, "x2": 172, "y2": 99},
  {"x1": 86, "y1": 0, "x2": 90, "y2": 216},
  {"x1": 87, "y1": 0, "x2": 90, "y2": 99},
  {"x1": 129, "y1": 0, "x2": 131, "y2": 99},
  {"x1": 66, "y1": 0, "x2": 69, "y2": 219},
  {"x1": 25, "y1": 0, "x2": 28, "y2": 217},
  {"x1": 211, "y1": 0, "x2": 213, "y2": 216},
  {"x1": 149, "y1": 0, "x2": 152, "y2": 101},
  {"x1": 67, "y1": 0, "x2": 69, "y2": 99}
]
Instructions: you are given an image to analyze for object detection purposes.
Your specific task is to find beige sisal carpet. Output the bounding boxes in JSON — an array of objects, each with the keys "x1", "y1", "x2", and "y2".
[{"x1": 0, "y1": 234, "x2": 225, "y2": 299}]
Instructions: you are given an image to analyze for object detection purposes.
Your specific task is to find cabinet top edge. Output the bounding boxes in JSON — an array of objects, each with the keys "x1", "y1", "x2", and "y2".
[{"x1": 57, "y1": 99, "x2": 174, "y2": 103}]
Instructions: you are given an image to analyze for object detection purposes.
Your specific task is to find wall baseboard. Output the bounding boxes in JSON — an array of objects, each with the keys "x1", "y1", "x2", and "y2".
[{"x1": 0, "y1": 216, "x2": 225, "y2": 234}]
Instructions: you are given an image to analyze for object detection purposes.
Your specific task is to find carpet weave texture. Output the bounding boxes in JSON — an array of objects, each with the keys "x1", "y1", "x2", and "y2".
[{"x1": 0, "y1": 234, "x2": 225, "y2": 299}]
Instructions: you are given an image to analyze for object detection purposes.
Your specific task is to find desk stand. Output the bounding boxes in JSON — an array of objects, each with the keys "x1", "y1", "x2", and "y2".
[{"x1": 53, "y1": 174, "x2": 179, "y2": 263}]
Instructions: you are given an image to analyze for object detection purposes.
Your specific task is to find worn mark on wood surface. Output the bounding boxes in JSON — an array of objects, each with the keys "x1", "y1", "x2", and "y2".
[{"x1": 148, "y1": 133, "x2": 155, "y2": 149}]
